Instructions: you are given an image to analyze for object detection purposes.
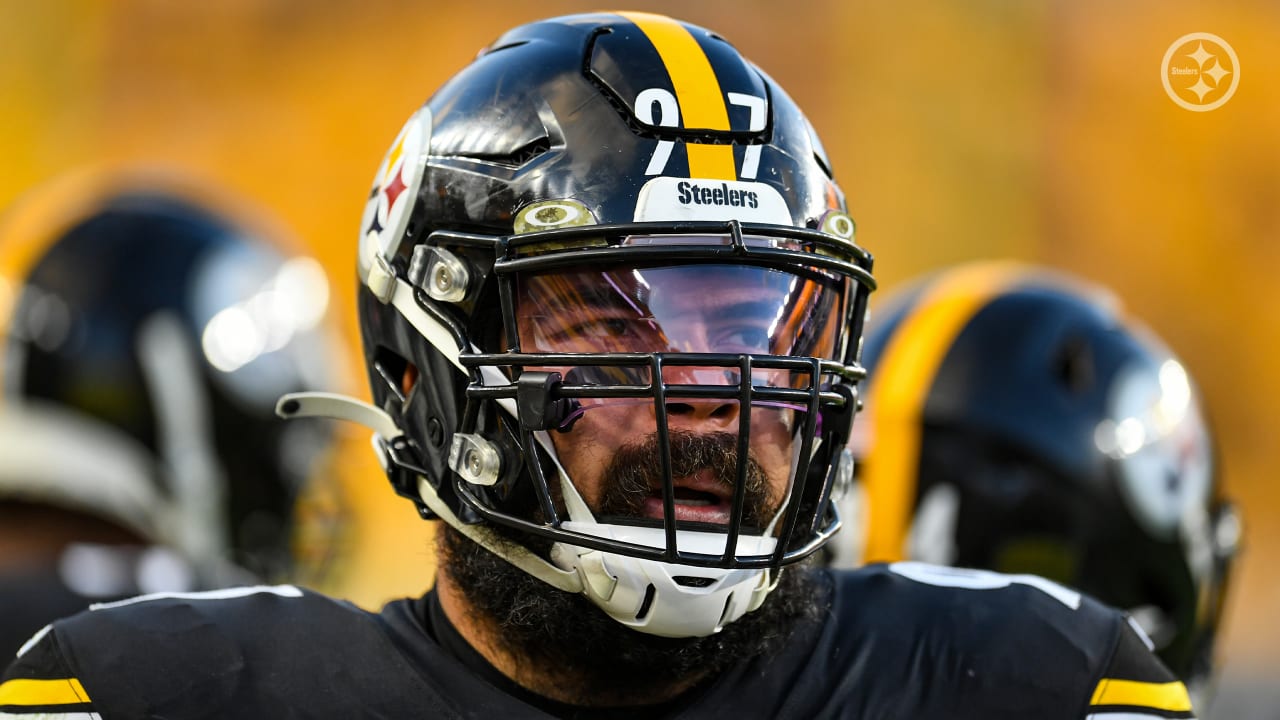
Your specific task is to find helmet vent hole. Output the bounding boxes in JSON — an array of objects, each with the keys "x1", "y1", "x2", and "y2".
[
  {"x1": 635, "y1": 583, "x2": 657, "y2": 621},
  {"x1": 813, "y1": 151, "x2": 834, "y2": 179},
  {"x1": 461, "y1": 137, "x2": 551, "y2": 168},
  {"x1": 372, "y1": 348, "x2": 413, "y2": 404},
  {"x1": 1052, "y1": 336, "x2": 1094, "y2": 395},
  {"x1": 718, "y1": 594, "x2": 738, "y2": 626},
  {"x1": 673, "y1": 576, "x2": 716, "y2": 588},
  {"x1": 401, "y1": 362, "x2": 420, "y2": 399}
]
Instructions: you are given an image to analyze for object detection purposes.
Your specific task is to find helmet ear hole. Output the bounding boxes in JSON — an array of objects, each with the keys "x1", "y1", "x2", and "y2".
[
  {"x1": 371, "y1": 347, "x2": 414, "y2": 405},
  {"x1": 1052, "y1": 335, "x2": 1095, "y2": 395},
  {"x1": 401, "y1": 363, "x2": 420, "y2": 400}
]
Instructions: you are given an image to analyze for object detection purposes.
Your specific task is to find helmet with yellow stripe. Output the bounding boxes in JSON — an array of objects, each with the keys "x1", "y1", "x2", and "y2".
[
  {"x1": 846, "y1": 260, "x2": 1238, "y2": 688},
  {"x1": 297, "y1": 11, "x2": 875, "y2": 638}
]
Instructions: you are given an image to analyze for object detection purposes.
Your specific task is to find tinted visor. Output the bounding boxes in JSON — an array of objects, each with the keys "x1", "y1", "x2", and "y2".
[{"x1": 516, "y1": 243, "x2": 845, "y2": 362}]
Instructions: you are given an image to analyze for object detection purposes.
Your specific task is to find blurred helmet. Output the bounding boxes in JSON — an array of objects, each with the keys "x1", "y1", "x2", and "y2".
[
  {"x1": 0, "y1": 168, "x2": 345, "y2": 590},
  {"x1": 847, "y1": 260, "x2": 1239, "y2": 687},
  {"x1": 319, "y1": 11, "x2": 874, "y2": 638}
]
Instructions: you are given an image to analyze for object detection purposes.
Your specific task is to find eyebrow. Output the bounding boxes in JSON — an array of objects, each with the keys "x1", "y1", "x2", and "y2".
[
  {"x1": 600, "y1": 271, "x2": 651, "y2": 318},
  {"x1": 712, "y1": 300, "x2": 784, "y2": 321}
]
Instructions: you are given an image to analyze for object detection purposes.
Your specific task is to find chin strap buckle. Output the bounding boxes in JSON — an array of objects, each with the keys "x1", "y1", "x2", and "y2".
[{"x1": 364, "y1": 249, "x2": 398, "y2": 304}]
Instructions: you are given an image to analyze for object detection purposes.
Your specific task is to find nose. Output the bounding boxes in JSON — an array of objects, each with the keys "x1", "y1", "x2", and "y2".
[{"x1": 659, "y1": 365, "x2": 741, "y2": 428}]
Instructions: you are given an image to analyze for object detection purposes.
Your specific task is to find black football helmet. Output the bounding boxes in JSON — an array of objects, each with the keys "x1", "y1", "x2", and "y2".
[
  {"x1": 280, "y1": 12, "x2": 873, "y2": 638},
  {"x1": 0, "y1": 168, "x2": 344, "y2": 590},
  {"x1": 844, "y1": 261, "x2": 1238, "y2": 689}
]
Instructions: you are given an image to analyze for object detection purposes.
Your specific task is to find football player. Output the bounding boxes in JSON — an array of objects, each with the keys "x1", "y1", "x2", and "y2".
[
  {"x1": 836, "y1": 260, "x2": 1239, "y2": 706},
  {"x1": 0, "y1": 169, "x2": 344, "y2": 658},
  {"x1": 2, "y1": 15, "x2": 1194, "y2": 719}
]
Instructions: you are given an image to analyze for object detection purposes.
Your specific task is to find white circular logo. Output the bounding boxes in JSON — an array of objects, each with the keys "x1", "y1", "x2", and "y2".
[
  {"x1": 1161, "y1": 32, "x2": 1240, "y2": 112},
  {"x1": 1101, "y1": 358, "x2": 1212, "y2": 539},
  {"x1": 522, "y1": 202, "x2": 582, "y2": 228}
]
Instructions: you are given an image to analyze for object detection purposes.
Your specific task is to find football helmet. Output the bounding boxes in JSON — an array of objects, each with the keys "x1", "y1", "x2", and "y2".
[
  {"x1": 280, "y1": 11, "x2": 873, "y2": 638},
  {"x1": 0, "y1": 168, "x2": 344, "y2": 590},
  {"x1": 846, "y1": 261, "x2": 1238, "y2": 687}
]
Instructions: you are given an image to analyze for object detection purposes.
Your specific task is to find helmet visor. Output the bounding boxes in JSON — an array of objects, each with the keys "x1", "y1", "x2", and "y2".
[{"x1": 515, "y1": 237, "x2": 846, "y2": 362}]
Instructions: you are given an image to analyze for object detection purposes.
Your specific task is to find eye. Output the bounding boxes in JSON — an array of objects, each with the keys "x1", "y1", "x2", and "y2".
[
  {"x1": 575, "y1": 317, "x2": 634, "y2": 339},
  {"x1": 715, "y1": 326, "x2": 772, "y2": 353},
  {"x1": 547, "y1": 314, "x2": 657, "y2": 352}
]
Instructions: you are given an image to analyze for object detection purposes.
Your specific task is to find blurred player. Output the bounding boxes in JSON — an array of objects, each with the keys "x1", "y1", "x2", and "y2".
[
  {"x1": 0, "y1": 168, "x2": 345, "y2": 657},
  {"x1": 839, "y1": 260, "x2": 1239, "y2": 702}
]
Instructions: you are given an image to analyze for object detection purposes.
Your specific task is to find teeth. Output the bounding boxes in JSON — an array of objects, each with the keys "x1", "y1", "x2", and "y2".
[{"x1": 673, "y1": 498, "x2": 713, "y2": 507}]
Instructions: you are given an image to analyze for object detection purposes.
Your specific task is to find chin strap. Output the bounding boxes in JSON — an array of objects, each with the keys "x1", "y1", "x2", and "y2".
[{"x1": 274, "y1": 391, "x2": 585, "y2": 594}]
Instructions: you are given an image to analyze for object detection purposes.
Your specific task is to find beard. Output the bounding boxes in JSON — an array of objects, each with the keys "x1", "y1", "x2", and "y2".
[{"x1": 437, "y1": 430, "x2": 824, "y2": 707}]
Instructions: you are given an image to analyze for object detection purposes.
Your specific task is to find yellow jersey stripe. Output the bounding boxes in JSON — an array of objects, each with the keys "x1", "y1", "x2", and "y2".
[
  {"x1": 619, "y1": 11, "x2": 736, "y2": 180},
  {"x1": 0, "y1": 677, "x2": 92, "y2": 707},
  {"x1": 0, "y1": 707, "x2": 101, "y2": 712},
  {"x1": 861, "y1": 262, "x2": 1029, "y2": 562},
  {"x1": 1090, "y1": 678, "x2": 1193, "y2": 712}
]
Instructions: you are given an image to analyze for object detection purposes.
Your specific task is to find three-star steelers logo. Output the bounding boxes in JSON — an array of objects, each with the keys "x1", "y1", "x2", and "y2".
[
  {"x1": 361, "y1": 108, "x2": 431, "y2": 264},
  {"x1": 1161, "y1": 33, "x2": 1240, "y2": 112}
]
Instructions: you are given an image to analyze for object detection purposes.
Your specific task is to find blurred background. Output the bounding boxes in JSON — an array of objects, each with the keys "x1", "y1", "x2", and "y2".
[{"x1": 1, "y1": 0, "x2": 1274, "y2": 714}]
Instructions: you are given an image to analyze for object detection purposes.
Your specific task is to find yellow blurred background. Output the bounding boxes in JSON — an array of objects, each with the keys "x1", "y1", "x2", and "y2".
[{"x1": 2, "y1": 0, "x2": 1275, "y2": 711}]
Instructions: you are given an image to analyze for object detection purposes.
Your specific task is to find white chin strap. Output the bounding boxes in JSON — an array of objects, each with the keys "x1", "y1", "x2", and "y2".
[{"x1": 276, "y1": 390, "x2": 781, "y2": 638}]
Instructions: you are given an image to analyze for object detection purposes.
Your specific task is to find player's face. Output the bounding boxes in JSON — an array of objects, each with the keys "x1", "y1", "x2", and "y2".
[{"x1": 516, "y1": 257, "x2": 843, "y2": 529}]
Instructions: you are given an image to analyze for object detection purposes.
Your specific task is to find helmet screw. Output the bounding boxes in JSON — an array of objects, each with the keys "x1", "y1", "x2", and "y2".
[
  {"x1": 412, "y1": 246, "x2": 469, "y2": 302},
  {"x1": 448, "y1": 433, "x2": 501, "y2": 486}
]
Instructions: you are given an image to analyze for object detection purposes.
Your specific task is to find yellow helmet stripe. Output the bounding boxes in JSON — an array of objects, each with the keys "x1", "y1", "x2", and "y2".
[
  {"x1": 1089, "y1": 678, "x2": 1193, "y2": 712},
  {"x1": 0, "y1": 677, "x2": 92, "y2": 706},
  {"x1": 861, "y1": 261, "x2": 1029, "y2": 563},
  {"x1": 618, "y1": 12, "x2": 736, "y2": 180}
]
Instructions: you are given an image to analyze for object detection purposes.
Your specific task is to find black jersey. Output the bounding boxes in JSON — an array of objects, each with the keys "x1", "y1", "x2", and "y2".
[{"x1": 0, "y1": 563, "x2": 1194, "y2": 719}]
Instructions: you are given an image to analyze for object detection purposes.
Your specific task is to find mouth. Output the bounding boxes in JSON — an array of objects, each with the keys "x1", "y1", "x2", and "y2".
[{"x1": 641, "y1": 469, "x2": 734, "y2": 525}]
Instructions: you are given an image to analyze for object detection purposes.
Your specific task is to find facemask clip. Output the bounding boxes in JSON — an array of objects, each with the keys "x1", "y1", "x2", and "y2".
[{"x1": 516, "y1": 371, "x2": 581, "y2": 432}]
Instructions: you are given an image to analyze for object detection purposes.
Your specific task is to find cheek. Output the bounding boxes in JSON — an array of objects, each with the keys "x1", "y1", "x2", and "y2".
[
  {"x1": 548, "y1": 406, "x2": 646, "y2": 506},
  {"x1": 748, "y1": 409, "x2": 799, "y2": 495}
]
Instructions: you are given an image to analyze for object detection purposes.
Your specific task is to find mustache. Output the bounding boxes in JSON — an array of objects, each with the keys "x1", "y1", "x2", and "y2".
[{"x1": 595, "y1": 430, "x2": 781, "y2": 527}]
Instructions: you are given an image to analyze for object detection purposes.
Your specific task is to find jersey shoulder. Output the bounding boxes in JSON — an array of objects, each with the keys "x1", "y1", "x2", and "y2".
[
  {"x1": 811, "y1": 563, "x2": 1194, "y2": 719},
  {"x1": 1, "y1": 585, "x2": 437, "y2": 718}
]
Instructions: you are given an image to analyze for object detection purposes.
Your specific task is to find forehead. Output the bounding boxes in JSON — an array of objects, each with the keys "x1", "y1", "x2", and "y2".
[
  {"x1": 524, "y1": 265, "x2": 794, "y2": 312},
  {"x1": 658, "y1": 278, "x2": 790, "y2": 316}
]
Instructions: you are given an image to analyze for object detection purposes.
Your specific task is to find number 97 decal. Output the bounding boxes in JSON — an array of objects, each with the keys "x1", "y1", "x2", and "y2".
[{"x1": 634, "y1": 88, "x2": 766, "y2": 179}]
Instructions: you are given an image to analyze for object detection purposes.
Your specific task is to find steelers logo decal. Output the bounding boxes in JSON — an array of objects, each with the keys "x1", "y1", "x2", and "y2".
[
  {"x1": 1102, "y1": 357, "x2": 1212, "y2": 539},
  {"x1": 360, "y1": 107, "x2": 432, "y2": 266}
]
